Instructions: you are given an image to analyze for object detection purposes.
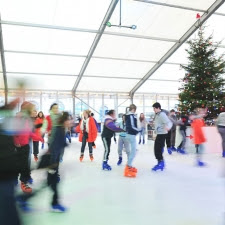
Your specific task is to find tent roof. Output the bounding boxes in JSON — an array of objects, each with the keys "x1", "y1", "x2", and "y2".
[{"x1": 0, "y1": 0, "x2": 225, "y2": 95}]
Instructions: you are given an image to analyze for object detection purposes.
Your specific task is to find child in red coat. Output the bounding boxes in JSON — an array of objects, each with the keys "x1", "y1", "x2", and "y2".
[{"x1": 190, "y1": 108, "x2": 207, "y2": 167}]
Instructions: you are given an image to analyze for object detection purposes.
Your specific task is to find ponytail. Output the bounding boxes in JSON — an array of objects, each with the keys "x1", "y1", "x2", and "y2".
[{"x1": 126, "y1": 104, "x2": 137, "y2": 113}]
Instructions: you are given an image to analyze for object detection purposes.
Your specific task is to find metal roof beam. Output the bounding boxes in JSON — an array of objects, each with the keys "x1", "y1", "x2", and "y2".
[
  {"x1": 0, "y1": 88, "x2": 179, "y2": 96},
  {"x1": 4, "y1": 50, "x2": 186, "y2": 65},
  {"x1": 72, "y1": 0, "x2": 119, "y2": 92},
  {"x1": 1, "y1": 20, "x2": 178, "y2": 43},
  {"x1": 129, "y1": 0, "x2": 225, "y2": 96},
  {"x1": 7, "y1": 71, "x2": 180, "y2": 82}
]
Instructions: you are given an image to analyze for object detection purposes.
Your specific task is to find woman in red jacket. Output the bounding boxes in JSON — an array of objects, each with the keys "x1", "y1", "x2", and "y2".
[
  {"x1": 76, "y1": 110, "x2": 97, "y2": 162},
  {"x1": 33, "y1": 111, "x2": 45, "y2": 161},
  {"x1": 190, "y1": 108, "x2": 206, "y2": 167}
]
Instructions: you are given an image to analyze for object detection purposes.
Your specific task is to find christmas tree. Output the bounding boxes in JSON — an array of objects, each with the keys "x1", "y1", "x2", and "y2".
[{"x1": 179, "y1": 26, "x2": 225, "y2": 119}]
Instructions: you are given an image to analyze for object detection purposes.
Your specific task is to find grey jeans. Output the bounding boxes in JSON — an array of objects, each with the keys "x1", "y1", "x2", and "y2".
[
  {"x1": 118, "y1": 136, "x2": 130, "y2": 159},
  {"x1": 170, "y1": 129, "x2": 176, "y2": 147},
  {"x1": 218, "y1": 127, "x2": 225, "y2": 151},
  {"x1": 179, "y1": 130, "x2": 186, "y2": 149}
]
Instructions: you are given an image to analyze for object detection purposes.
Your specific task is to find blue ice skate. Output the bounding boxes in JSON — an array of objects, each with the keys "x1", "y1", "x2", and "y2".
[
  {"x1": 117, "y1": 157, "x2": 122, "y2": 166},
  {"x1": 152, "y1": 160, "x2": 165, "y2": 171},
  {"x1": 102, "y1": 161, "x2": 112, "y2": 170}
]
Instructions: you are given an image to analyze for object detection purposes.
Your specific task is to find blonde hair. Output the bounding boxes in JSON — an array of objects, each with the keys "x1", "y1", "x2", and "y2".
[
  {"x1": 126, "y1": 104, "x2": 137, "y2": 113},
  {"x1": 83, "y1": 110, "x2": 91, "y2": 117}
]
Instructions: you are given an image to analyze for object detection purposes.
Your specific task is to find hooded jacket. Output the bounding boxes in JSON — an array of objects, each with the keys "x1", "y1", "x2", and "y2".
[
  {"x1": 126, "y1": 112, "x2": 140, "y2": 135},
  {"x1": 76, "y1": 116, "x2": 97, "y2": 143},
  {"x1": 154, "y1": 111, "x2": 172, "y2": 135},
  {"x1": 101, "y1": 115, "x2": 124, "y2": 138}
]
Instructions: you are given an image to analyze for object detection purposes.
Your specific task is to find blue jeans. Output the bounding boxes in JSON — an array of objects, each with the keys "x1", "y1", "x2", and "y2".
[
  {"x1": 0, "y1": 180, "x2": 21, "y2": 225},
  {"x1": 139, "y1": 128, "x2": 145, "y2": 141},
  {"x1": 127, "y1": 134, "x2": 137, "y2": 167},
  {"x1": 118, "y1": 136, "x2": 130, "y2": 160}
]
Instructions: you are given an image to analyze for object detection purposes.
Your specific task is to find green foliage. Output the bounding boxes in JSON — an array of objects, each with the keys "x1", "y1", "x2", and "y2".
[{"x1": 179, "y1": 27, "x2": 225, "y2": 119}]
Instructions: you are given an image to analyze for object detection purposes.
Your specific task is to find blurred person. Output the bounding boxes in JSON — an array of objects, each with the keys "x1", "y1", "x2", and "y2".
[
  {"x1": 47, "y1": 111, "x2": 71, "y2": 212},
  {"x1": 90, "y1": 112, "x2": 98, "y2": 148},
  {"x1": 65, "y1": 115, "x2": 72, "y2": 145},
  {"x1": 169, "y1": 109, "x2": 177, "y2": 151},
  {"x1": 27, "y1": 109, "x2": 37, "y2": 183},
  {"x1": 76, "y1": 110, "x2": 97, "y2": 162},
  {"x1": 14, "y1": 102, "x2": 43, "y2": 193},
  {"x1": 101, "y1": 110, "x2": 124, "y2": 170},
  {"x1": 124, "y1": 104, "x2": 141, "y2": 177},
  {"x1": 152, "y1": 102, "x2": 172, "y2": 171},
  {"x1": 17, "y1": 112, "x2": 71, "y2": 213},
  {"x1": 0, "y1": 99, "x2": 22, "y2": 225},
  {"x1": 216, "y1": 111, "x2": 225, "y2": 157},
  {"x1": 161, "y1": 109, "x2": 173, "y2": 155},
  {"x1": 117, "y1": 114, "x2": 130, "y2": 166},
  {"x1": 37, "y1": 111, "x2": 46, "y2": 149},
  {"x1": 33, "y1": 111, "x2": 45, "y2": 161},
  {"x1": 138, "y1": 113, "x2": 147, "y2": 144},
  {"x1": 190, "y1": 108, "x2": 207, "y2": 166},
  {"x1": 46, "y1": 103, "x2": 60, "y2": 146},
  {"x1": 176, "y1": 114, "x2": 189, "y2": 154}
]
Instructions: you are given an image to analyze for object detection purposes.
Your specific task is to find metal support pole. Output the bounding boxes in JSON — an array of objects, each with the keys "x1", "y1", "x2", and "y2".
[
  {"x1": 168, "y1": 96, "x2": 170, "y2": 110},
  {"x1": 115, "y1": 94, "x2": 118, "y2": 118},
  {"x1": 87, "y1": 93, "x2": 90, "y2": 108},
  {"x1": 0, "y1": 16, "x2": 8, "y2": 104},
  {"x1": 73, "y1": 94, "x2": 75, "y2": 119},
  {"x1": 143, "y1": 94, "x2": 145, "y2": 114},
  {"x1": 56, "y1": 91, "x2": 59, "y2": 104},
  {"x1": 102, "y1": 94, "x2": 104, "y2": 123},
  {"x1": 40, "y1": 92, "x2": 42, "y2": 111}
]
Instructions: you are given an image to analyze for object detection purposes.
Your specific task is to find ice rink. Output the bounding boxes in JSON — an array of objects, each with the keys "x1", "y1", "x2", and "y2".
[{"x1": 19, "y1": 135, "x2": 225, "y2": 225}]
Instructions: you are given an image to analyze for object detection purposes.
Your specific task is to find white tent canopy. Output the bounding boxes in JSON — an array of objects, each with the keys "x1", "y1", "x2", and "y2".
[{"x1": 0, "y1": 0, "x2": 225, "y2": 95}]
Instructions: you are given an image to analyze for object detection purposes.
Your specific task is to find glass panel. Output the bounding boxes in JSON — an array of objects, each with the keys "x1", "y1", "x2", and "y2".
[
  {"x1": 5, "y1": 52, "x2": 85, "y2": 74},
  {"x1": 77, "y1": 77, "x2": 139, "y2": 92},
  {"x1": 58, "y1": 94, "x2": 73, "y2": 115},
  {"x1": 0, "y1": 56, "x2": 2, "y2": 72},
  {"x1": 145, "y1": 95, "x2": 157, "y2": 107},
  {"x1": 169, "y1": 96, "x2": 179, "y2": 111},
  {"x1": 7, "y1": 73, "x2": 77, "y2": 90},
  {"x1": 89, "y1": 94, "x2": 102, "y2": 123},
  {"x1": 0, "y1": 73, "x2": 4, "y2": 89},
  {"x1": 105, "y1": 0, "x2": 202, "y2": 39},
  {"x1": 25, "y1": 93, "x2": 41, "y2": 112},
  {"x1": 157, "y1": 99, "x2": 169, "y2": 110},
  {"x1": 133, "y1": 95, "x2": 144, "y2": 115},
  {"x1": 0, "y1": 0, "x2": 111, "y2": 29},
  {"x1": 94, "y1": 34, "x2": 174, "y2": 61},
  {"x1": 0, "y1": 90, "x2": 5, "y2": 106},
  {"x1": 42, "y1": 92, "x2": 57, "y2": 115},
  {"x1": 3, "y1": 25, "x2": 95, "y2": 55},
  {"x1": 85, "y1": 58, "x2": 153, "y2": 78},
  {"x1": 74, "y1": 94, "x2": 89, "y2": 119},
  {"x1": 104, "y1": 94, "x2": 115, "y2": 112}
]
